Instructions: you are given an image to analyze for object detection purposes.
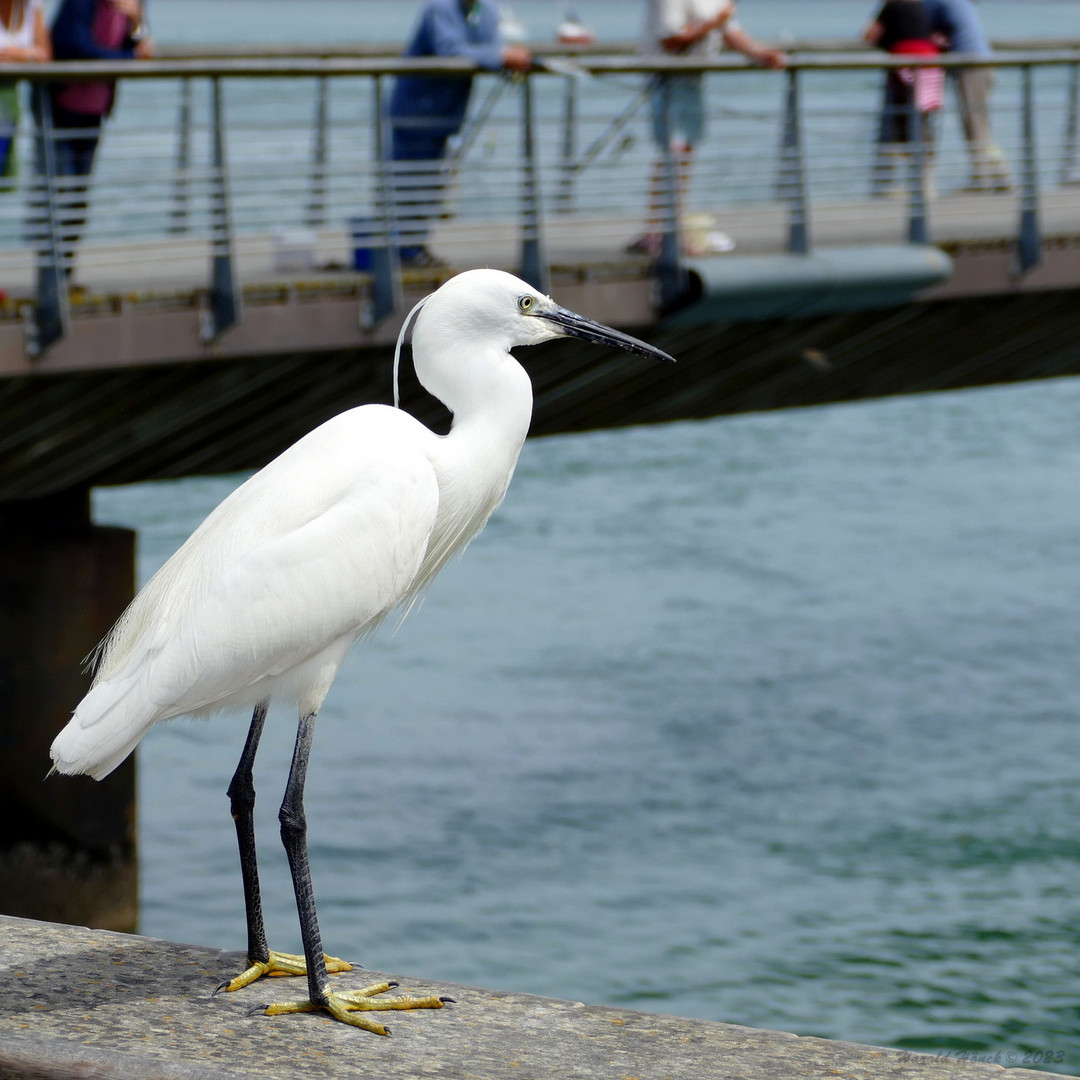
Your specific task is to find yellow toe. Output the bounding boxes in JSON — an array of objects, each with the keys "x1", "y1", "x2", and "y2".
[
  {"x1": 220, "y1": 950, "x2": 352, "y2": 992},
  {"x1": 255, "y1": 983, "x2": 449, "y2": 1034}
]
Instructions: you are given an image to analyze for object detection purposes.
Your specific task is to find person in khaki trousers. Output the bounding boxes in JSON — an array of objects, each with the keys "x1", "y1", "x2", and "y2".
[{"x1": 924, "y1": 0, "x2": 1011, "y2": 192}]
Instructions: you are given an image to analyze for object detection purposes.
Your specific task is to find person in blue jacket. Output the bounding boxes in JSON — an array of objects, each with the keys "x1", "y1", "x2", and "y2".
[
  {"x1": 388, "y1": 0, "x2": 531, "y2": 268},
  {"x1": 46, "y1": 0, "x2": 153, "y2": 277}
]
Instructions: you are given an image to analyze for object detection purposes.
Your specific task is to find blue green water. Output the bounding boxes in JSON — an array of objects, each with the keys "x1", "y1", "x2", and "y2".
[
  {"x1": 94, "y1": 373, "x2": 1080, "y2": 1071},
  {"x1": 136, "y1": 0, "x2": 1080, "y2": 49}
]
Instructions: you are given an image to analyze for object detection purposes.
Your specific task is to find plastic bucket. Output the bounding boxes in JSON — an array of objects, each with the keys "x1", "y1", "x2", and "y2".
[{"x1": 349, "y1": 217, "x2": 379, "y2": 271}]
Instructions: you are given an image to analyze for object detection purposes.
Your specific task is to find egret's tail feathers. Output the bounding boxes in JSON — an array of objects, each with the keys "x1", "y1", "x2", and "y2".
[
  {"x1": 50, "y1": 676, "x2": 157, "y2": 781},
  {"x1": 50, "y1": 727, "x2": 144, "y2": 781}
]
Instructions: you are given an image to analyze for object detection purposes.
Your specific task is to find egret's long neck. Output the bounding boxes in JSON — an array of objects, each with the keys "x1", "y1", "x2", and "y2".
[
  {"x1": 409, "y1": 336, "x2": 535, "y2": 589},
  {"x1": 440, "y1": 344, "x2": 534, "y2": 491},
  {"x1": 411, "y1": 315, "x2": 535, "y2": 451},
  {"x1": 409, "y1": 299, "x2": 536, "y2": 538}
]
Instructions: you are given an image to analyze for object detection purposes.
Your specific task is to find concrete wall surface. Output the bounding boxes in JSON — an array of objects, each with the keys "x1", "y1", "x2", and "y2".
[{"x1": 0, "y1": 915, "x2": 1069, "y2": 1080}]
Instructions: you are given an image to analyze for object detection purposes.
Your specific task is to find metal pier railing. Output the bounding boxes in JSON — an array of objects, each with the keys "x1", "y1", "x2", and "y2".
[{"x1": 0, "y1": 46, "x2": 1078, "y2": 355}]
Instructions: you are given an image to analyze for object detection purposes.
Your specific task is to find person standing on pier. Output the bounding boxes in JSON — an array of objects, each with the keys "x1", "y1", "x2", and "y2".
[
  {"x1": 388, "y1": 0, "x2": 532, "y2": 270},
  {"x1": 923, "y1": 0, "x2": 1010, "y2": 191},
  {"x1": 627, "y1": 0, "x2": 787, "y2": 258},
  {"x1": 46, "y1": 0, "x2": 153, "y2": 280},
  {"x1": 864, "y1": 0, "x2": 944, "y2": 198},
  {"x1": 0, "y1": 0, "x2": 51, "y2": 185},
  {"x1": 0, "y1": 0, "x2": 47, "y2": 62}
]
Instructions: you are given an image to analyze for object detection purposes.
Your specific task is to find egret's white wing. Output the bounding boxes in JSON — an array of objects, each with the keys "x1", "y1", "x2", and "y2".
[{"x1": 95, "y1": 405, "x2": 441, "y2": 719}]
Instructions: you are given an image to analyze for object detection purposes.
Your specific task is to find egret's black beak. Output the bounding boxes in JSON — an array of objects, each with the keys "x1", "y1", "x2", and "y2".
[{"x1": 538, "y1": 305, "x2": 677, "y2": 364}]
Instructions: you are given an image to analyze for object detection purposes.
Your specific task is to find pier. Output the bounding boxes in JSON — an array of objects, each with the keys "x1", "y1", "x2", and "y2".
[
  {"x1": 0, "y1": 50, "x2": 1078, "y2": 489},
  {"x1": 0, "y1": 45, "x2": 1078, "y2": 940}
]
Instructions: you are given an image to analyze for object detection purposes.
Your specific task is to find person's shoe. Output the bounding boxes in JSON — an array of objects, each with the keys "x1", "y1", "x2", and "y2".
[
  {"x1": 400, "y1": 248, "x2": 447, "y2": 269},
  {"x1": 683, "y1": 221, "x2": 735, "y2": 256}
]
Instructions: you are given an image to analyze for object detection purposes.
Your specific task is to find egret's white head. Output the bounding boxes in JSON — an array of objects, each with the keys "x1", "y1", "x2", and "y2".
[
  {"x1": 403, "y1": 269, "x2": 674, "y2": 416},
  {"x1": 415, "y1": 268, "x2": 676, "y2": 358},
  {"x1": 409, "y1": 267, "x2": 671, "y2": 374}
]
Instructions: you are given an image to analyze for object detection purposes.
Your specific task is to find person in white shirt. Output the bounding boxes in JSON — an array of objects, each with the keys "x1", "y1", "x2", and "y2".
[
  {"x1": 0, "y1": 0, "x2": 51, "y2": 182},
  {"x1": 0, "y1": 0, "x2": 49, "y2": 60},
  {"x1": 628, "y1": 0, "x2": 785, "y2": 256}
]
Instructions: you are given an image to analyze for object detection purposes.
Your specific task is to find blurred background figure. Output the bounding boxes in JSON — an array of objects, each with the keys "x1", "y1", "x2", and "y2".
[
  {"x1": 556, "y1": 8, "x2": 594, "y2": 45},
  {"x1": 628, "y1": 0, "x2": 786, "y2": 258},
  {"x1": 0, "y1": 0, "x2": 50, "y2": 187},
  {"x1": 924, "y1": 0, "x2": 1011, "y2": 192},
  {"x1": 0, "y1": 0, "x2": 48, "y2": 61},
  {"x1": 47, "y1": 0, "x2": 154, "y2": 279},
  {"x1": 388, "y1": 0, "x2": 532, "y2": 269},
  {"x1": 864, "y1": 0, "x2": 943, "y2": 199}
]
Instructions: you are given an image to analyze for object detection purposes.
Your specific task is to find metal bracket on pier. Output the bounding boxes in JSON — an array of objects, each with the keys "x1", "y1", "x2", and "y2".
[
  {"x1": 1014, "y1": 64, "x2": 1043, "y2": 275},
  {"x1": 655, "y1": 75, "x2": 689, "y2": 312},
  {"x1": 305, "y1": 75, "x2": 330, "y2": 229},
  {"x1": 1060, "y1": 63, "x2": 1079, "y2": 186},
  {"x1": 169, "y1": 78, "x2": 193, "y2": 235},
  {"x1": 364, "y1": 77, "x2": 402, "y2": 328},
  {"x1": 29, "y1": 85, "x2": 70, "y2": 358},
  {"x1": 905, "y1": 90, "x2": 930, "y2": 246},
  {"x1": 519, "y1": 77, "x2": 549, "y2": 295},
  {"x1": 778, "y1": 69, "x2": 810, "y2": 255},
  {"x1": 202, "y1": 78, "x2": 240, "y2": 343}
]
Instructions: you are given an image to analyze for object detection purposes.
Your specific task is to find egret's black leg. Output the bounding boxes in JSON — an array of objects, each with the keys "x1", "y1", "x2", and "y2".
[
  {"x1": 255, "y1": 709, "x2": 450, "y2": 1032},
  {"x1": 229, "y1": 700, "x2": 269, "y2": 966},
  {"x1": 216, "y1": 703, "x2": 351, "y2": 995},
  {"x1": 279, "y1": 711, "x2": 329, "y2": 1005}
]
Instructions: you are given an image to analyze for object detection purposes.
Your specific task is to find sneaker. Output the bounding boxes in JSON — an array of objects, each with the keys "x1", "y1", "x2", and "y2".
[{"x1": 684, "y1": 229, "x2": 735, "y2": 256}]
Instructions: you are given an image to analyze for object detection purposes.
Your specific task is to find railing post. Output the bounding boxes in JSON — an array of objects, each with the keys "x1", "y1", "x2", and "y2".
[
  {"x1": 905, "y1": 74, "x2": 929, "y2": 244},
  {"x1": 169, "y1": 76, "x2": 192, "y2": 235},
  {"x1": 555, "y1": 72, "x2": 578, "y2": 214},
  {"x1": 29, "y1": 82, "x2": 69, "y2": 356},
  {"x1": 779, "y1": 67, "x2": 810, "y2": 255},
  {"x1": 1015, "y1": 63, "x2": 1042, "y2": 274},
  {"x1": 368, "y1": 74, "x2": 401, "y2": 326},
  {"x1": 203, "y1": 77, "x2": 239, "y2": 341},
  {"x1": 305, "y1": 75, "x2": 329, "y2": 229},
  {"x1": 655, "y1": 73, "x2": 686, "y2": 309},
  {"x1": 1060, "y1": 61, "x2": 1079, "y2": 186},
  {"x1": 519, "y1": 74, "x2": 549, "y2": 293}
]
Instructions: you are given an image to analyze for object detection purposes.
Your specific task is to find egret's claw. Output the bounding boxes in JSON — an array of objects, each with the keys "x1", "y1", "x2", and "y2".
[
  {"x1": 253, "y1": 980, "x2": 450, "y2": 1035},
  {"x1": 218, "y1": 949, "x2": 353, "y2": 993}
]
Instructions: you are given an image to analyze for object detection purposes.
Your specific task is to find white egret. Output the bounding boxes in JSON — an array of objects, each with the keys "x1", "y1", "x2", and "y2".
[{"x1": 50, "y1": 268, "x2": 675, "y2": 1033}]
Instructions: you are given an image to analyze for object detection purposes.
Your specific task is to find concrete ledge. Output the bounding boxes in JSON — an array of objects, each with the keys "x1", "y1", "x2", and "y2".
[{"x1": 0, "y1": 915, "x2": 1068, "y2": 1080}]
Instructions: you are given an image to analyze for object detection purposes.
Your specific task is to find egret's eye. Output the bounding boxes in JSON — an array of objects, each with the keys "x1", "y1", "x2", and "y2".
[{"x1": 518, "y1": 295, "x2": 536, "y2": 312}]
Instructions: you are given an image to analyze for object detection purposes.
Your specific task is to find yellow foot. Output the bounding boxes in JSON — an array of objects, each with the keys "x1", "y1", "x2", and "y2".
[
  {"x1": 215, "y1": 950, "x2": 353, "y2": 993},
  {"x1": 251, "y1": 980, "x2": 453, "y2": 1035}
]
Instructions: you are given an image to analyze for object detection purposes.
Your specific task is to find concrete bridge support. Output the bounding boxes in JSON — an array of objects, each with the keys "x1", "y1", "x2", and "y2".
[{"x1": 0, "y1": 489, "x2": 137, "y2": 931}]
